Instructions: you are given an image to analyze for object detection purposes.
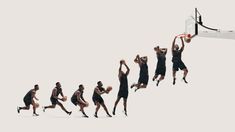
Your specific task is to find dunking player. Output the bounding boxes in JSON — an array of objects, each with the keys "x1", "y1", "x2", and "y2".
[{"x1": 172, "y1": 36, "x2": 188, "y2": 85}]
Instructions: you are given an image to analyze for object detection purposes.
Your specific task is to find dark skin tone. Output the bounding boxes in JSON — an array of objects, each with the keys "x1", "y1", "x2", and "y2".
[
  {"x1": 43, "y1": 83, "x2": 71, "y2": 115},
  {"x1": 74, "y1": 85, "x2": 88, "y2": 117},
  {"x1": 113, "y1": 60, "x2": 130, "y2": 116},
  {"x1": 94, "y1": 82, "x2": 112, "y2": 118},
  {"x1": 172, "y1": 36, "x2": 188, "y2": 84},
  {"x1": 132, "y1": 55, "x2": 148, "y2": 91},
  {"x1": 153, "y1": 46, "x2": 167, "y2": 85},
  {"x1": 18, "y1": 85, "x2": 39, "y2": 116}
]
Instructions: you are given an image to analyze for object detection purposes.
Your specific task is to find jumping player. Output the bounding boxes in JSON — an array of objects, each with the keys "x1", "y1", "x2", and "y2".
[
  {"x1": 92, "y1": 81, "x2": 112, "y2": 118},
  {"x1": 17, "y1": 84, "x2": 40, "y2": 116},
  {"x1": 71, "y1": 84, "x2": 89, "y2": 118},
  {"x1": 43, "y1": 82, "x2": 72, "y2": 115},
  {"x1": 113, "y1": 60, "x2": 130, "y2": 116},
  {"x1": 172, "y1": 36, "x2": 188, "y2": 85},
  {"x1": 131, "y1": 55, "x2": 149, "y2": 92},
  {"x1": 153, "y1": 46, "x2": 167, "y2": 86}
]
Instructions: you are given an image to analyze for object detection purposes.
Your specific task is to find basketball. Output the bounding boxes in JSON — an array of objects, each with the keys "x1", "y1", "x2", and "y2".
[
  {"x1": 106, "y1": 86, "x2": 112, "y2": 93},
  {"x1": 184, "y1": 37, "x2": 191, "y2": 43},
  {"x1": 62, "y1": 96, "x2": 67, "y2": 102},
  {"x1": 184, "y1": 34, "x2": 191, "y2": 43},
  {"x1": 35, "y1": 103, "x2": 39, "y2": 108}
]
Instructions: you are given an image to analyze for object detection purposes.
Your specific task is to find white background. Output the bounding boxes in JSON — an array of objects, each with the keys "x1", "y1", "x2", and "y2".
[{"x1": 1, "y1": 0, "x2": 235, "y2": 132}]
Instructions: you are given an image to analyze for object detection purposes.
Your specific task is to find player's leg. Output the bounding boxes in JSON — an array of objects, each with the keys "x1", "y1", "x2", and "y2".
[
  {"x1": 32, "y1": 101, "x2": 39, "y2": 116},
  {"x1": 131, "y1": 83, "x2": 140, "y2": 89},
  {"x1": 17, "y1": 105, "x2": 30, "y2": 113},
  {"x1": 182, "y1": 68, "x2": 188, "y2": 83},
  {"x1": 123, "y1": 98, "x2": 127, "y2": 116},
  {"x1": 157, "y1": 67, "x2": 166, "y2": 86},
  {"x1": 157, "y1": 75, "x2": 165, "y2": 86},
  {"x1": 134, "y1": 77, "x2": 144, "y2": 92},
  {"x1": 101, "y1": 102, "x2": 112, "y2": 117},
  {"x1": 79, "y1": 103, "x2": 88, "y2": 118},
  {"x1": 173, "y1": 62, "x2": 179, "y2": 85},
  {"x1": 57, "y1": 101, "x2": 72, "y2": 115},
  {"x1": 43, "y1": 98, "x2": 57, "y2": 112},
  {"x1": 43, "y1": 104, "x2": 56, "y2": 111},
  {"x1": 135, "y1": 76, "x2": 148, "y2": 91},
  {"x1": 179, "y1": 61, "x2": 188, "y2": 83},
  {"x1": 113, "y1": 96, "x2": 121, "y2": 115},
  {"x1": 173, "y1": 70, "x2": 177, "y2": 85},
  {"x1": 131, "y1": 75, "x2": 143, "y2": 89},
  {"x1": 138, "y1": 84, "x2": 147, "y2": 89},
  {"x1": 152, "y1": 74, "x2": 159, "y2": 81},
  {"x1": 17, "y1": 100, "x2": 30, "y2": 113},
  {"x1": 134, "y1": 83, "x2": 141, "y2": 92},
  {"x1": 94, "y1": 102, "x2": 100, "y2": 118},
  {"x1": 153, "y1": 66, "x2": 160, "y2": 81}
]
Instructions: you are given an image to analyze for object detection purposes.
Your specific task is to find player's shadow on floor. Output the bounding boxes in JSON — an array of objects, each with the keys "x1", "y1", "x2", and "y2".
[
  {"x1": 43, "y1": 113, "x2": 72, "y2": 119},
  {"x1": 17, "y1": 114, "x2": 39, "y2": 118}
]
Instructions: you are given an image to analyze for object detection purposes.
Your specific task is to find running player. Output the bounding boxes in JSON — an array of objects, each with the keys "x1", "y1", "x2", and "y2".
[
  {"x1": 153, "y1": 46, "x2": 167, "y2": 86},
  {"x1": 131, "y1": 55, "x2": 149, "y2": 92},
  {"x1": 71, "y1": 84, "x2": 89, "y2": 118},
  {"x1": 113, "y1": 60, "x2": 130, "y2": 116},
  {"x1": 172, "y1": 36, "x2": 188, "y2": 85},
  {"x1": 92, "y1": 81, "x2": 112, "y2": 118},
  {"x1": 43, "y1": 82, "x2": 72, "y2": 115},
  {"x1": 17, "y1": 84, "x2": 40, "y2": 116}
]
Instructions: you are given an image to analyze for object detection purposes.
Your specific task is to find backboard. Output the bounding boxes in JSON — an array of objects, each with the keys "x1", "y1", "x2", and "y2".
[{"x1": 185, "y1": 8, "x2": 235, "y2": 40}]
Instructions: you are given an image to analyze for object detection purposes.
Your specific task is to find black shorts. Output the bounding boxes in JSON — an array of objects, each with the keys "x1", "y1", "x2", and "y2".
[
  {"x1": 71, "y1": 98, "x2": 78, "y2": 106},
  {"x1": 118, "y1": 90, "x2": 128, "y2": 99},
  {"x1": 23, "y1": 98, "x2": 32, "y2": 107},
  {"x1": 173, "y1": 61, "x2": 187, "y2": 71},
  {"x1": 92, "y1": 96, "x2": 104, "y2": 105},
  {"x1": 50, "y1": 97, "x2": 59, "y2": 105},
  {"x1": 155, "y1": 66, "x2": 166, "y2": 76},
  {"x1": 138, "y1": 75, "x2": 149, "y2": 85},
  {"x1": 71, "y1": 98, "x2": 83, "y2": 106}
]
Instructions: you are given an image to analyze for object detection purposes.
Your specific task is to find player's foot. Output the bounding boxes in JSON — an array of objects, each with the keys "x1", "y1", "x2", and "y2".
[
  {"x1": 156, "y1": 80, "x2": 160, "y2": 86},
  {"x1": 42, "y1": 107, "x2": 46, "y2": 112},
  {"x1": 173, "y1": 78, "x2": 176, "y2": 85},
  {"x1": 123, "y1": 110, "x2": 128, "y2": 116},
  {"x1": 83, "y1": 114, "x2": 89, "y2": 118},
  {"x1": 130, "y1": 83, "x2": 135, "y2": 89},
  {"x1": 112, "y1": 109, "x2": 115, "y2": 115},
  {"x1": 17, "y1": 107, "x2": 20, "y2": 113},
  {"x1": 94, "y1": 114, "x2": 98, "y2": 118},
  {"x1": 33, "y1": 113, "x2": 39, "y2": 116},
  {"x1": 134, "y1": 88, "x2": 139, "y2": 92},
  {"x1": 152, "y1": 77, "x2": 156, "y2": 81},
  {"x1": 107, "y1": 114, "x2": 112, "y2": 117},
  {"x1": 183, "y1": 77, "x2": 188, "y2": 83},
  {"x1": 67, "y1": 111, "x2": 72, "y2": 115}
]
